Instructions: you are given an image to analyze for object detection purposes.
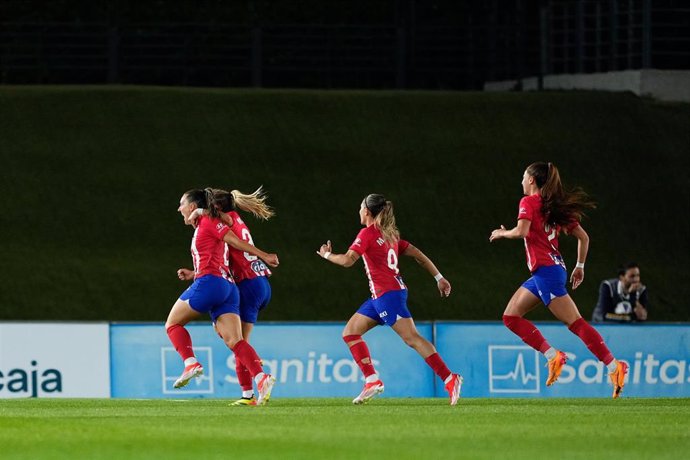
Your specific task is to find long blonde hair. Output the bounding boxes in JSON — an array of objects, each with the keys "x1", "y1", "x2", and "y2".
[
  {"x1": 210, "y1": 186, "x2": 275, "y2": 220},
  {"x1": 364, "y1": 193, "x2": 399, "y2": 244}
]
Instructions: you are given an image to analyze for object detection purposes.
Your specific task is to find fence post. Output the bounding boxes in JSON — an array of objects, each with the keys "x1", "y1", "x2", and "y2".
[
  {"x1": 610, "y1": 0, "x2": 618, "y2": 71},
  {"x1": 642, "y1": 0, "x2": 651, "y2": 68},
  {"x1": 251, "y1": 26, "x2": 262, "y2": 87},
  {"x1": 577, "y1": 0, "x2": 585, "y2": 73},
  {"x1": 539, "y1": 2, "x2": 549, "y2": 90}
]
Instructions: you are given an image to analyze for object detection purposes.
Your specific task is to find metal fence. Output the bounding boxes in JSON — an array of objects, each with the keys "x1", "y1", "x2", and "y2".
[{"x1": 0, "y1": 0, "x2": 687, "y2": 89}]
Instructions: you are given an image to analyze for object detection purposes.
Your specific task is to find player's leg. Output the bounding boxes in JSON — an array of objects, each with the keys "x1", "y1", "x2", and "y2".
[
  {"x1": 502, "y1": 282, "x2": 566, "y2": 386},
  {"x1": 344, "y1": 304, "x2": 382, "y2": 404},
  {"x1": 549, "y1": 295, "x2": 628, "y2": 398},
  {"x1": 391, "y1": 316, "x2": 462, "y2": 405},
  {"x1": 166, "y1": 285, "x2": 206, "y2": 389},
  {"x1": 231, "y1": 278, "x2": 265, "y2": 405},
  {"x1": 215, "y1": 311, "x2": 275, "y2": 405}
]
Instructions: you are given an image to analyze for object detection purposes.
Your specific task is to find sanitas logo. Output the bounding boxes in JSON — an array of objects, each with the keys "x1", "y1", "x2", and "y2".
[
  {"x1": 224, "y1": 352, "x2": 380, "y2": 384},
  {"x1": 0, "y1": 360, "x2": 62, "y2": 397}
]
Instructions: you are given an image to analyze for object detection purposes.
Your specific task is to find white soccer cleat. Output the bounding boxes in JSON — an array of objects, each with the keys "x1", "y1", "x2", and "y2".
[
  {"x1": 256, "y1": 374, "x2": 276, "y2": 406},
  {"x1": 445, "y1": 374, "x2": 463, "y2": 406},
  {"x1": 352, "y1": 380, "x2": 385, "y2": 405},
  {"x1": 173, "y1": 362, "x2": 203, "y2": 389}
]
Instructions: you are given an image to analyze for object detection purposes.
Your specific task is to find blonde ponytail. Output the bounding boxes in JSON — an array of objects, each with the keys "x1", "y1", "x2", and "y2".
[
  {"x1": 374, "y1": 201, "x2": 400, "y2": 244},
  {"x1": 231, "y1": 186, "x2": 275, "y2": 221}
]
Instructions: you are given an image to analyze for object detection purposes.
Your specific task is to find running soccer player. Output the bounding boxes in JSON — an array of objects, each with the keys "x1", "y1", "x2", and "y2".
[
  {"x1": 167, "y1": 188, "x2": 277, "y2": 405},
  {"x1": 187, "y1": 187, "x2": 275, "y2": 406},
  {"x1": 317, "y1": 193, "x2": 463, "y2": 406},
  {"x1": 489, "y1": 162, "x2": 628, "y2": 398}
]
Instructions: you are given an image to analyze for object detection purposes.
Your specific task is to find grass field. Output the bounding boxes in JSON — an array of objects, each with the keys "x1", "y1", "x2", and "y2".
[{"x1": 1, "y1": 398, "x2": 687, "y2": 459}]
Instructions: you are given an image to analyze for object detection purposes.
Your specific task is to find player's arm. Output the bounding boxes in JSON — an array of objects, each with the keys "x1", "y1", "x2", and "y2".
[
  {"x1": 568, "y1": 224, "x2": 589, "y2": 289},
  {"x1": 316, "y1": 240, "x2": 360, "y2": 268},
  {"x1": 177, "y1": 268, "x2": 194, "y2": 280},
  {"x1": 223, "y1": 232, "x2": 279, "y2": 267},
  {"x1": 187, "y1": 209, "x2": 234, "y2": 227},
  {"x1": 489, "y1": 219, "x2": 530, "y2": 241},
  {"x1": 401, "y1": 244, "x2": 451, "y2": 297}
]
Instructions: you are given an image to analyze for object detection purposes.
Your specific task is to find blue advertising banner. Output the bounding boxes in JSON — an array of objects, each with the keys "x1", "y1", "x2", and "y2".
[
  {"x1": 435, "y1": 322, "x2": 690, "y2": 398},
  {"x1": 110, "y1": 322, "x2": 434, "y2": 399}
]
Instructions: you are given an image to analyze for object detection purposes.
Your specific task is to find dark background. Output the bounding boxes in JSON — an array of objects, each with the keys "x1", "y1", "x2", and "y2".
[{"x1": 2, "y1": 0, "x2": 689, "y2": 89}]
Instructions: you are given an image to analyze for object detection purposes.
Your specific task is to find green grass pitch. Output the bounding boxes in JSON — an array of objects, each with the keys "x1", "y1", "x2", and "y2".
[{"x1": 1, "y1": 398, "x2": 687, "y2": 459}]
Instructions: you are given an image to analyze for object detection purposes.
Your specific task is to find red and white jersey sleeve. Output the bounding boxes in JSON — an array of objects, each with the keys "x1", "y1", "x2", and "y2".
[
  {"x1": 191, "y1": 215, "x2": 231, "y2": 279},
  {"x1": 223, "y1": 211, "x2": 271, "y2": 283},
  {"x1": 517, "y1": 194, "x2": 569, "y2": 272},
  {"x1": 349, "y1": 225, "x2": 407, "y2": 299}
]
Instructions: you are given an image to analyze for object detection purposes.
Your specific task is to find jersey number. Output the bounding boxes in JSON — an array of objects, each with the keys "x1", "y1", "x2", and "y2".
[
  {"x1": 387, "y1": 248, "x2": 399, "y2": 274},
  {"x1": 241, "y1": 228, "x2": 257, "y2": 261}
]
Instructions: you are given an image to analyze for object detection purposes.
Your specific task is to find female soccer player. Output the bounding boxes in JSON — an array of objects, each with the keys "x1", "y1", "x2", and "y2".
[
  {"x1": 167, "y1": 188, "x2": 278, "y2": 405},
  {"x1": 184, "y1": 187, "x2": 275, "y2": 406},
  {"x1": 317, "y1": 194, "x2": 463, "y2": 405},
  {"x1": 489, "y1": 162, "x2": 628, "y2": 398}
]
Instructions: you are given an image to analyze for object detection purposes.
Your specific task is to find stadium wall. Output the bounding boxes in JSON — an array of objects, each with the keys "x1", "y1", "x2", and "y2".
[{"x1": 2, "y1": 322, "x2": 688, "y2": 399}]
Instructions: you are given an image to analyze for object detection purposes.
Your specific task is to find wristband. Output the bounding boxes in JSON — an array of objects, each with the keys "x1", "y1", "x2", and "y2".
[
  {"x1": 434, "y1": 273, "x2": 444, "y2": 282},
  {"x1": 575, "y1": 262, "x2": 585, "y2": 269},
  {"x1": 323, "y1": 251, "x2": 332, "y2": 260}
]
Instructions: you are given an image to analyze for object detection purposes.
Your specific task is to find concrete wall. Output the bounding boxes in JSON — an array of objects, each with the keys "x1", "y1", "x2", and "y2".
[{"x1": 485, "y1": 70, "x2": 690, "y2": 102}]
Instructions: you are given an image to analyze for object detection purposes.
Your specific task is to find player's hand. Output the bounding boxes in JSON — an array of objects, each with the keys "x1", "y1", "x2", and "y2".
[
  {"x1": 185, "y1": 208, "x2": 205, "y2": 228},
  {"x1": 570, "y1": 267, "x2": 584, "y2": 289},
  {"x1": 263, "y1": 254, "x2": 279, "y2": 267},
  {"x1": 628, "y1": 282, "x2": 640, "y2": 294},
  {"x1": 437, "y1": 278, "x2": 452, "y2": 297},
  {"x1": 634, "y1": 304, "x2": 648, "y2": 321},
  {"x1": 489, "y1": 225, "x2": 507, "y2": 242},
  {"x1": 177, "y1": 268, "x2": 194, "y2": 281},
  {"x1": 317, "y1": 240, "x2": 333, "y2": 258}
]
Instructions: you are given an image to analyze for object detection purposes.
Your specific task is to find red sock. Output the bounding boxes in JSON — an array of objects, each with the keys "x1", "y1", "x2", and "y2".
[
  {"x1": 166, "y1": 324, "x2": 195, "y2": 361},
  {"x1": 235, "y1": 358, "x2": 253, "y2": 391},
  {"x1": 568, "y1": 318, "x2": 614, "y2": 365},
  {"x1": 424, "y1": 352, "x2": 452, "y2": 382},
  {"x1": 503, "y1": 315, "x2": 551, "y2": 354},
  {"x1": 231, "y1": 340, "x2": 264, "y2": 377},
  {"x1": 343, "y1": 335, "x2": 377, "y2": 378}
]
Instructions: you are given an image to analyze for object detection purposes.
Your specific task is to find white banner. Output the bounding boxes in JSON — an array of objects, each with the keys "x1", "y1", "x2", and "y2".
[{"x1": 0, "y1": 323, "x2": 110, "y2": 398}]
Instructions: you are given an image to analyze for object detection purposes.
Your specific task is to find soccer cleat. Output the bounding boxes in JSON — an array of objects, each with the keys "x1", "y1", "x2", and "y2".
[
  {"x1": 610, "y1": 361, "x2": 629, "y2": 399},
  {"x1": 445, "y1": 374, "x2": 463, "y2": 406},
  {"x1": 173, "y1": 362, "x2": 203, "y2": 389},
  {"x1": 256, "y1": 374, "x2": 276, "y2": 406},
  {"x1": 352, "y1": 380, "x2": 385, "y2": 405},
  {"x1": 230, "y1": 396, "x2": 257, "y2": 406},
  {"x1": 546, "y1": 350, "x2": 567, "y2": 386}
]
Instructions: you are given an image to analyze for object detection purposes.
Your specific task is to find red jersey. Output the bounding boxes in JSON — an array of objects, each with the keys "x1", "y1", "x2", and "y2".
[
  {"x1": 517, "y1": 194, "x2": 578, "y2": 272},
  {"x1": 222, "y1": 211, "x2": 271, "y2": 283},
  {"x1": 349, "y1": 225, "x2": 410, "y2": 299},
  {"x1": 191, "y1": 215, "x2": 231, "y2": 279}
]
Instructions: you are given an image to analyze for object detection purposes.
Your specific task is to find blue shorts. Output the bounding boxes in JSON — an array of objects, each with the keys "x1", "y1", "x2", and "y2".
[
  {"x1": 522, "y1": 265, "x2": 568, "y2": 306},
  {"x1": 179, "y1": 275, "x2": 240, "y2": 323},
  {"x1": 238, "y1": 276, "x2": 271, "y2": 324},
  {"x1": 357, "y1": 289, "x2": 412, "y2": 327}
]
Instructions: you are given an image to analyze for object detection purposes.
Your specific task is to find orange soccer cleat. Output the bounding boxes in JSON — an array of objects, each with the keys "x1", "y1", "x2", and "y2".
[
  {"x1": 610, "y1": 361, "x2": 629, "y2": 399},
  {"x1": 546, "y1": 350, "x2": 567, "y2": 386}
]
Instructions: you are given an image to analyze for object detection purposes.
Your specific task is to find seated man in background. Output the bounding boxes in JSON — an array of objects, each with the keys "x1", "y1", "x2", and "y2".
[{"x1": 592, "y1": 262, "x2": 649, "y2": 323}]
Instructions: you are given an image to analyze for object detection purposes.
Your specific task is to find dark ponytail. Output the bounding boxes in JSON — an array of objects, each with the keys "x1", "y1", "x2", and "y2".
[{"x1": 525, "y1": 162, "x2": 596, "y2": 226}]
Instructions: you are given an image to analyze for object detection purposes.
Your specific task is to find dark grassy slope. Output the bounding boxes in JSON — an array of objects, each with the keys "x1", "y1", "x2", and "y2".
[{"x1": 1, "y1": 87, "x2": 688, "y2": 321}]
